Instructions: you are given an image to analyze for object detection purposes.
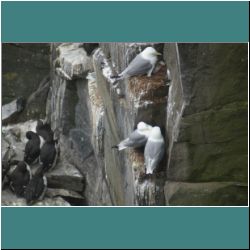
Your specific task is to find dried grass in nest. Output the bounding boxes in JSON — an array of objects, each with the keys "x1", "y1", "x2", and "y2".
[
  {"x1": 127, "y1": 67, "x2": 167, "y2": 100},
  {"x1": 129, "y1": 150, "x2": 145, "y2": 171}
]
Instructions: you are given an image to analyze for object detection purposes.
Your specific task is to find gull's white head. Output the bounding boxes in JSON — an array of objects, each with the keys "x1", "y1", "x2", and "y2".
[
  {"x1": 137, "y1": 122, "x2": 153, "y2": 136},
  {"x1": 137, "y1": 121, "x2": 148, "y2": 131},
  {"x1": 141, "y1": 47, "x2": 161, "y2": 60},
  {"x1": 149, "y1": 126, "x2": 163, "y2": 140}
]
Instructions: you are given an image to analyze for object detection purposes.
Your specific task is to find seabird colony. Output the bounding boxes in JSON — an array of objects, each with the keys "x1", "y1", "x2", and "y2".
[
  {"x1": 2, "y1": 120, "x2": 59, "y2": 205},
  {"x1": 112, "y1": 46, "x2": 165, "y2": 174},
  {"x1": 2, "y1": 45, "x2": 165, "y2": 206}
]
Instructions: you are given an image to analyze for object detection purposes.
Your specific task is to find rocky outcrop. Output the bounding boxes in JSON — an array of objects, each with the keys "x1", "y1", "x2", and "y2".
[
  {"x1": 2, "y1": 43, "x2": 248, "y2": 206},
  {"x1": 1, "y1": 120, "x2": 85, "y2": 206},
  {"x1": 164, "y1": 181, "x2": 247, "y2": 206},
  {"x1": 2, "y1": 44, "x2": 50, "y2": 124},
  {"x1": 17, "y1": 75, "x2": 50, "y2": 122},
  {"x1": 46, "y1": 43, "x2": 112, "y2": 206},
  {"x1": 164, "y1": 43, "x2": 248, "y2": 205},
  {"x1": 2, "y1": 97, "x2": 26, "y2": 125},
  {"x1": 2, "y1": 43, "x2": 50, "y2": 105},
  {"x1": 45, "y1": 43, "x2": 168, "y2": 205},
  {"x1": 2, "y1": 189, "x2": 71, "y2": 206},
  {"x1": 92, "y1": 43, "x2": 168, "y2": 205}
]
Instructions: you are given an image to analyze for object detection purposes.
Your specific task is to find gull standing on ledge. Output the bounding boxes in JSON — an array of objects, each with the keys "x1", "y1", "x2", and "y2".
[
  {"x1": 111, "y1": 47, "x2": 161, "y2": 81},
  {"x1": 144, "y1": 126, "x2": 165, "y2": 174},
  {"x1": 112, "y1": 122, "x2": 153, "y2": 151}
]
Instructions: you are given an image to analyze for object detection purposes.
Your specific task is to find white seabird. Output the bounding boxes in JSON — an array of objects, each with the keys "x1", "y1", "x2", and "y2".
[
  {"x1": 113, "y1": 122, "x2": 152, "y2": 151},
  {"x1": 144, "y1": 126, "x2": 165, "y2": 174},
  {"x1": 112, "y1": 47, "x2": 161, "y2": 80}
]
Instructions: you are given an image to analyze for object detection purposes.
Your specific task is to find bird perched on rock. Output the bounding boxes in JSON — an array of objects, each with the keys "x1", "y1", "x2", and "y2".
[
  {"x1": 111, "y1": 47, "x2": 161, "y2": 81},
  {"x1": 36, "y1": 120, "x2": 54, "y2": 145},
  {"x1": 112, "y1": 122, "x2": 152, "y2": 151},
  {"x1": 9, "y1": 161, "x2": 32, "y2": 197},
  {"x1": 144, "y1": 126, "x2": 165, "y2": 174},
  {"x1": 24, "y1": 131, "x2": 41, "y2": 165},
  {"x1": 2, "y1": 160, "x2": 11, "y2": 189},
  {"x1": 39, "y1": 136, "x2": 59, "y2": 172},
  {"x1": 2, "y1": 160, "x2": 10, "y2": 181},
  {"x1": 24, "y1": 167, "x2": 47, "y2": 205}
]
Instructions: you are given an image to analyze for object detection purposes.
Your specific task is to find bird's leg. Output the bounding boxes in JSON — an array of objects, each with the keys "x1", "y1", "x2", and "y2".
[{"x1": 147, "y1": 66, "x2": 155, "y2": 77}]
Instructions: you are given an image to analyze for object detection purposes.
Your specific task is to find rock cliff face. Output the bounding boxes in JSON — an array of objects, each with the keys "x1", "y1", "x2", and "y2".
[
  {"x1": 2, "y1": 43, "x2": 248, "y2": 206},
  {"x1": 164, "y1": 44, "x2": 248, "y2": 205},
  {"x1": 2, "y1": 43, "x2": 50, "y2": 122},
  {"x1": 46, "y1": 43, "x2": 112, "y2": 205}
]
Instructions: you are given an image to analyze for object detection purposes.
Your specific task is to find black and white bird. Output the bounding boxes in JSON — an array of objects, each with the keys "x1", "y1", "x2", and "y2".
[
  {"x1": 111, "y1": 47, "x2": 161, "y2": 81},
  {"x1": 24, "y1": 131, "x2": 41, "y2": 165},
  {"x1": 144, "y1": 126, "x2": 165, "y2": 174},
  {"x1": 2, "y1": 160, "x2": 11, "y2": 189},
  {"x1": 9, "y1": 161, "x2": 32, "y2": 197},
  {"x1": 112, "y1": 122, "x2": 152, "y2": 151},
  {"x1": 36, "y1": 119, "x2": 54, "y2": 145},
  {"x1": 2, "y1": 160, "x2": 10, "y2": 181},
  {"x1": 40, "y1": 136, "x2": 59, "y2": 172},
  {"x1": 24, "y1": 167, "x2": 47, "y2": 205}
]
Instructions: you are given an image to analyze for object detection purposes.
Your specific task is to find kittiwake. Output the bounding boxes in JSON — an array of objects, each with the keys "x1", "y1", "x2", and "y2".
[
  {"x1": 144, "y1": 126, "x2": 165, "y2": 174},
  {"x1": 112, "y1": 122, "x2": 152, "y2": 151},
  {"x1": 112, "y1": 47, "x2": 161, "y2": 80}
]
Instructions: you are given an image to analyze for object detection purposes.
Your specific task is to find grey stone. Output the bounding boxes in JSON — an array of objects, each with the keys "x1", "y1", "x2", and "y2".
[
  {"x1": 2, "y1": 120, "x2": 85, "y2": 206},
  {"x1": 2, "y1": 43, "x2": 50, "y2": 105},
  {"x1": 93, "y1": 43, "x2": 167, "y2": 205},
  {"x1": 1, "y1": 189, "x2": 70, "y2": 206},
  {"x1": 55, "y1": 43, "x2": 93, "y2": 80},
  {"x1": 2, "y1": 43, "x2": 248, "y2": 206},
  {"x1": 47, "y1": 44, "x2": 112, "y2": 206},
  {"x1": 165, "y1": 181, "x2": 248, "y2": 206},
  {"x1": 46, "y1": 160, "x2": 84, "y2": 193},
  {"x1": 16, "y1": 75, "x2": 50, "y2": 122},
  {"x1": 46, "y1": 188, "x2": 86, "y2": 206},
  {"x1": 2, "y1": 120, "x2": 37, "y2": 162},
  {"x1": 165, "y1": 43, "x2": 248, "y2": 185},
  {"x1": 2, "y1": 138, "x2": 15, "y2": 162},
  {"x1": 2, "y1": 97, "x2": 26, "y2": 125}
]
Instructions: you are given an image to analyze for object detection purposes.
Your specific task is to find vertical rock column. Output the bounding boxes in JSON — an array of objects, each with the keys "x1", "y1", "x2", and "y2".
[
  {"x1": 93, "y1": 43, "x2": 168, "y2": 205},
  {"x1": 47, "y1": 43, "x2": 112, "y2": 205}
]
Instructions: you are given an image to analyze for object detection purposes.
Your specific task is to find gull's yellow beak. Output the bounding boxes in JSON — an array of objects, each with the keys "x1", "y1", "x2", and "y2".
[{"x1": 155, "y1": 52, "x2": 162, "y2": 56}]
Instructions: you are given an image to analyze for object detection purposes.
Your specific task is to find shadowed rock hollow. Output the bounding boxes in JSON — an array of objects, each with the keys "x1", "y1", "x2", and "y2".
[{"x1": 1, "y1": 43, "x2": 248, "y2": 206}]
